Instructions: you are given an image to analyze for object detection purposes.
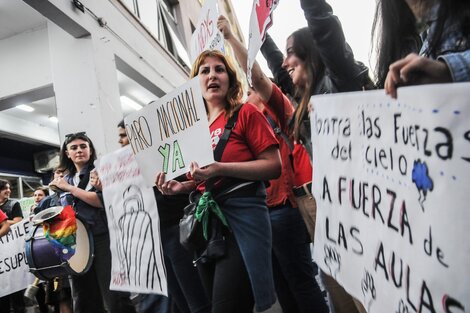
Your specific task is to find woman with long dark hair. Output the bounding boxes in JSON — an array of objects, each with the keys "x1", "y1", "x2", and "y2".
[
  {"x1": 372, "y1": 0, "x2": 422, "y2": 88},
  {"x1": 280, "y1": 1, "x2": 372, "y2": 313},
  {"x1": 50, "y1": 132, "x2": 135, "y2": 313},
  {"x1": 281, "y1": 0, "x2": 371, "y2": 160}
]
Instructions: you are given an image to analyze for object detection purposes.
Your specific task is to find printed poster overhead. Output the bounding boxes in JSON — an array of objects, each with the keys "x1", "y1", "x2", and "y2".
[
  {"x1": 310, "y1": 83, "x2": 470, "y2": 313},
  {"x1": 124, "y1": 77, "x2": 214, "y2": 187},
  {"x1": 97, "y1": 146, "x2": 167, "y2": 295},
  {"x1": 190, "y1": 0, "x2": 224, "y2": 64}
]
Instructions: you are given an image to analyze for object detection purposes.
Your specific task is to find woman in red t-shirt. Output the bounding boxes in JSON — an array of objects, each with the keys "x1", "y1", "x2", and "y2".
[{"x1": 156, "y1": 50, "x2": 281, "y2": 313}]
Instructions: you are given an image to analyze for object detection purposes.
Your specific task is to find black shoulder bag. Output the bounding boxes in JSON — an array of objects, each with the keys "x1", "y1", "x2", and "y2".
[{"x1": 179, "y1": 108, "x2": 240, "y2": 252}]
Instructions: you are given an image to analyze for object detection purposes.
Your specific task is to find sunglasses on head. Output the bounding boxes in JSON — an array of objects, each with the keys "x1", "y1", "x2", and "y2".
[
  {"x1": 65, "y1": 131, "x2": 87, "y2": 138},
  {"x1": 64, "y1": 132, "x2": 88, "y2": 144}
]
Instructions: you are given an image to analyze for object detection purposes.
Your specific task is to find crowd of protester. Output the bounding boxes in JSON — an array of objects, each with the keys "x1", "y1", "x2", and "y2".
[{"x1": 1, "y1": 0, "x2": 468, "y2": 312}]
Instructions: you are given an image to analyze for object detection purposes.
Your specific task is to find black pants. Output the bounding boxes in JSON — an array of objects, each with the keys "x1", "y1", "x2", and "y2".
[
  {"x1": 70, "y1": 233, "x2": 135, "y2": 313},
  {"x1": 197, "y1": 231, "x2": 254, "y2": 313},
  {"x1": 0, "y1": 290, "x2": 25, "y2": 313}
]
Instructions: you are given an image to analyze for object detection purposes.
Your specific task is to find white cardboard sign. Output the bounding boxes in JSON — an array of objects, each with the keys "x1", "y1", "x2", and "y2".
[
  {"x1": 97, "y1": 146, "x2": 167, "y2": 295},
  {"x1": 0, "y1": 220, "x2": 35, "y2": 297},
  {"x1": 310, "y1": 83, "x2": 470, "y2": 313},
  {"x1": 124, "y1": 77, "x2": 213, "y2": 186},
  {"x1": 190, "y1": 0, "x2": 224, "y2": 63}
]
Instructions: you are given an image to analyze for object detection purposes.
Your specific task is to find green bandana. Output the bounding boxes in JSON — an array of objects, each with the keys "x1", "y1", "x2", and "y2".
[{"x1": 195, "y1": 191, "x2": 228, "y2": 240}]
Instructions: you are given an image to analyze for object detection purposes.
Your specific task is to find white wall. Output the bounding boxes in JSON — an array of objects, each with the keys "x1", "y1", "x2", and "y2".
[{"x1": 0, "y1": 26, "x2": 51, "y2": 99}]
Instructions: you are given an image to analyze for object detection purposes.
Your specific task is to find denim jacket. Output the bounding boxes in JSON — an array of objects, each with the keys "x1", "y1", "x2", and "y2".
[{"x1": 421, "y1": 4, "x2": 470, "y2": 82}]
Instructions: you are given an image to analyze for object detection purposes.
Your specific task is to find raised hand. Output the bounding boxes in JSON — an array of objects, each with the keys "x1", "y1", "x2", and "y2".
[{"x1": 217, "y1": 15, "x2": 233, "y2": 40}]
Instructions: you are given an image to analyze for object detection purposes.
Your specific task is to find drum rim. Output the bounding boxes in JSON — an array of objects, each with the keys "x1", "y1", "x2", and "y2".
[
  {"x1": 31, "y1": 206, "x2": 64, "y2": 225},
  {"x1": 25, "y1": 215, "x2": 95, "y2": 280}
]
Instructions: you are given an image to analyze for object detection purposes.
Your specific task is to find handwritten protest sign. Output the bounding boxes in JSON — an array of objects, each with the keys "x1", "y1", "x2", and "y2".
[
  {"x1": 247, "y1": 0, "x2": 279, "y2": 85},
  {"x1": 96, "y1": 146, "x2": 167, "y2": 295},
  {"x1": 310, "y1": 83, "x2": 470, "y2": 313},
  {"x1": 190, "y1": 0, "x2": 224, "y2": 64},
  {"x1": 0, "y1": 220, "x2": 35, "y2": 297},
  {"x1": 124, "y1": 77, "x2": 213, "y2": 187}
]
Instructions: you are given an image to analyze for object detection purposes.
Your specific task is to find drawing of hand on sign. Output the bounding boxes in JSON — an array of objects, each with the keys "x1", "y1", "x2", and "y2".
[
  {"x1": 323, "y1": 244, "x2": 341, "y2": 279},
  {"x1": 395, "y1": 299, "x2": 410, "y2": 313},
  {"x1": 361, "y1": 270, "x2": 377, "y2": 312}
]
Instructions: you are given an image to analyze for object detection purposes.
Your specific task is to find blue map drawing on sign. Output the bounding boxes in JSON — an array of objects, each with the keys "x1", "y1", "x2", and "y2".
[{"x1": 411, "y1": 159, "x2": 433, "y2": 211}]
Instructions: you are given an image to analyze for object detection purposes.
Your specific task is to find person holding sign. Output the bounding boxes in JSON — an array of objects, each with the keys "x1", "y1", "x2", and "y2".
[
  {"x1": 217, "y1": 15, "x2": 328, "y2": 313},
  {"x1": 116, "y1": 120, "x2": 210, "y2": 313},
  {"x1": 0, "y1": 209, "x2": 9, "y2": 237},
  {"x1": 381, "y1": 0, "x2": 470, "y2": 98},
  {"x1": 156, "y1": 50, "x2": 281, "y2": 313},
  {"x1": 280, "y1": 0, "x2": 372, "y2": 312},
  {"x1": 50, "y1": 132, "x2": 135, "y2": 313}
]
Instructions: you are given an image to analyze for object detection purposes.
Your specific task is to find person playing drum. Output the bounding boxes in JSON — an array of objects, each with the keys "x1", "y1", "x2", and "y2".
[{"x1": 49, "y1": 132, "x2": 135, "y2": 313}]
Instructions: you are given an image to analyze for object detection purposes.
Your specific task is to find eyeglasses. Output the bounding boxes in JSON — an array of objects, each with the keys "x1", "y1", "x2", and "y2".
[{"x1": 64, "y1": 132, "x2": 88, "y2": 145}]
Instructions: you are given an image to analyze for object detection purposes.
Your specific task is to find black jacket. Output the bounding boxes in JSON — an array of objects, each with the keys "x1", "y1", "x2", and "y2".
[{"x1": 301, "y1": 0, "x2": 368, "y2": 94}]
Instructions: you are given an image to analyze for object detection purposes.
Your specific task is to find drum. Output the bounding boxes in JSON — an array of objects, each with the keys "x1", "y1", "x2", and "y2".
[{"x1": 25, "y1": 216, "x2": 94, "y2": 281}]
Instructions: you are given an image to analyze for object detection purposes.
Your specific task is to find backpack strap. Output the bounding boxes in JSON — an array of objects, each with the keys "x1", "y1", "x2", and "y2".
[{"x1": 265, "y1": 113, "x2": 294, "y2": 151}]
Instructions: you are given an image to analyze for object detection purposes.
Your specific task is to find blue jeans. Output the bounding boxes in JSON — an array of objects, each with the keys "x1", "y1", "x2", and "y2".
[
  {"x1": 221, "y1": 196, "x2": 276, "y2": 312},
  {"x1": 161, "y1": 224, "x2": 210, "y2": 313},
  {"x1": 270, "y1": 204, "x2": 329, "y2": 313}
]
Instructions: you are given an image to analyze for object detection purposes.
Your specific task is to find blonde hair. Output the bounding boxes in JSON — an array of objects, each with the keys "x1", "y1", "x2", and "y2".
[{"x1": 190, "y1": 50, "x2": 243, "y2": 118}]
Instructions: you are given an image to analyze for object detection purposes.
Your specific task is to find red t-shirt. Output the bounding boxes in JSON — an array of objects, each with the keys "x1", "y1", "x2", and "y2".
[
  {"x1": 264, "y1": 84, "x2": 312, "y2": 190},
  {"x1": 197, "y1": 103, "x2": 278, "y2": 192},
  {"x1": 292, "y1": 143, "x2": 313, "y2": 187},
  {"x1": 0, "y1": 209, "x2": 7, "y2": 224},
  {"x1": 263, "y1": 84, "x2": 298, "y2": 207}
]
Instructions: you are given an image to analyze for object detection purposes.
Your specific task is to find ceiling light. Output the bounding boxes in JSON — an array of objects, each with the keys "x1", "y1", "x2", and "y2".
[
  {"x1": 49, "y1": 116, "x2": 59, "y2": 123},
  {"x1": 120, "y1": 96, "x2": 143, "y2": 111},
  {"x1": 16, "y1": 104, "x2": 35, "y2": 112}
]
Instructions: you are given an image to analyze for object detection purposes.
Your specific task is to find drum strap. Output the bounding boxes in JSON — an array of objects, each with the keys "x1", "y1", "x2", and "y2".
[{"x1": 72, "y1": 170, "x2": 91, "y2": 208}]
